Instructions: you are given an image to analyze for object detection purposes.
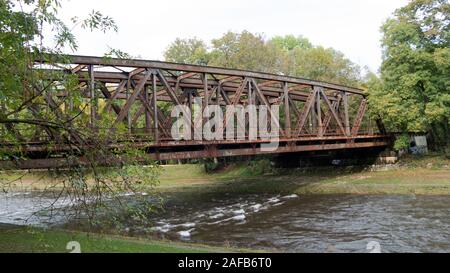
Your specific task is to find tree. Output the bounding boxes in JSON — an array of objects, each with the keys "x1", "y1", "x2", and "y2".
[
  {"x1": 368, "y1": 0, "x2": 450, "y2": 147},
  {"x1": 0, "y1": 0, "x2": 160, "y2": 226},
  {"x1": 280, "y1": 45, "x2": 361, "y2": 86},
  {"x1": 270, "y1": 34, "x2": 312, "y2": 51},
  {"x1": 163, "y1": 37, "x2": 210, "y2": 65},
  {"x1": 163, "y1": 31, "x2": 362, "y2": 86},
  {"x1": 209, "y1": 31, "x2": 278, "y2": 72}
]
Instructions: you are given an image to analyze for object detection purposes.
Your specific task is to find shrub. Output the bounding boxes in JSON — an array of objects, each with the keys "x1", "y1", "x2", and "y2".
[
  {"x1": 246, "y1": 159, "x2": 273, "y2": 175},
  {"x1": 394, "y1": 134, "x2": 410, "y2": 151}
]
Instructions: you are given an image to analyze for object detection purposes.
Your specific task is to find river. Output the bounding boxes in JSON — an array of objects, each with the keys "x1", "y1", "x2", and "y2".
[{"x1": 1, "y1": 191, "x2": 450, "y2": 252}]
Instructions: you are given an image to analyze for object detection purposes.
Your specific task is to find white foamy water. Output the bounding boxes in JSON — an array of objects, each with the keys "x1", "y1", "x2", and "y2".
[
  {"x1": 250, "y1": 204, "x2": 262, "y2": 211},
  {"x1": 150, "y1": 194, "x2": 300, "y2": 240},
  {"x1": 232, "y1": 214, "x2": 246, "y2": 221},
  {"x1": 232, "y1": 209, "x2": 245, "y2": 215},
  {"x1": 209, "y1": 213, "x2": 224, "y2": 219},
  {"x1": 267, "y1": 197, "x2": 281, "y2": 203},
  {"x1": 272, "y1": 201, "x2": 285, "y2": 206},
  {"x1": 178, "y1": 228, "x2": 195, "y2": 238},
  {"x1": 150, "y1": 224, "x2": 172, "y2": 233},
  {"x1": 180, "y1": 222, "x2": 196, "y2": 228},
  {"x1": 282, "y1": 194, "x2": 299, "y2": 199},
  {"x1": 0, "y1": 192, "x2": 73, "y2": 226}
]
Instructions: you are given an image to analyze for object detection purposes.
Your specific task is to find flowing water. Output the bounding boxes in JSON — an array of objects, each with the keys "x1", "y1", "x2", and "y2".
[
  {"x1": 0, "y1": 191, "x2": 72, "y2": 226},
  {"x1": 1, "y1": 191, "x2": 450, "y2": 253}
]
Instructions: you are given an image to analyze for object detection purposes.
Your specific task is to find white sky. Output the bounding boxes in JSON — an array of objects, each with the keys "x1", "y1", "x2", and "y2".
[{"x1": 54, "y1": 0, "x2": 410, "y2": 72}]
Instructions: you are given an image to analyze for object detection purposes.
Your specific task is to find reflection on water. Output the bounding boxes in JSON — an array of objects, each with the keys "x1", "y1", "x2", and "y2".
[{"x1": 1, "y1": 190, "x2": 450, "y2": 252}]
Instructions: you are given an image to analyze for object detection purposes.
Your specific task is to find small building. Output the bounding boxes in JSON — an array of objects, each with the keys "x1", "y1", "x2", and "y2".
[{"x1": 409, "y1": 134, "x2": 428, "y2": 154}]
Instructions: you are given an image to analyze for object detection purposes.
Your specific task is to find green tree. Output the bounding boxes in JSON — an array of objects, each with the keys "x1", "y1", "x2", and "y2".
[
  {"x1": 369, "y1": 0, "x2": 449, "y2": 146},
  {"x1": 270, "y1": 34, "x2": 312, "y2": 51},
  {"x1": 209, "y1": 31, "x2": 278, "y2": 72},
  {"x1": 163, "y1": 37, "x2": 210, "y2": 65},
  {"x1": 0, "y1": 0, "x2": 160, "y2": 225},
  {"x1": 163, "y1": 31, "x2": 362, "y2": 86},
  {"x1": 281, "y1": 45, "x2": 361, "y2": 86}
]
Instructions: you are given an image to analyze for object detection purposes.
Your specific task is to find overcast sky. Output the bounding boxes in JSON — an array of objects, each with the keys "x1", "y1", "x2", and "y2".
[{"x1": 54, "y1": 0, "x2": 410, "y2": 72}]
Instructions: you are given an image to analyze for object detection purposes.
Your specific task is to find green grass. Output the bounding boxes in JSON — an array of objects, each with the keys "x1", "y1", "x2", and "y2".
[
  {"x1": 0, "y1": 163, "x2": 260, "y2": 191},
  {"x1": 0, "y1": 224, "x2": 245, "y2": 253},
  {"x1": 157, "y1": 158, "x2": 450, "y2": 196},
  {"x1": 155, "y1": 162, "x2": 301, "y2": 197},
  {"x1": 158, "y1": 163, "x2": 265, "y2": 188},
  {"x1": 294, "y1": 168, "x2": 450, "y2": 195},
  {"x1": 157, "y1": 155, "x2": 450, "y2": 196},
  {"x1": 1, "y1": 155, "x2": 449, "y2": 195},
  {"x1": 398, "y1": 153, "x2": 450, "y2": 169}
]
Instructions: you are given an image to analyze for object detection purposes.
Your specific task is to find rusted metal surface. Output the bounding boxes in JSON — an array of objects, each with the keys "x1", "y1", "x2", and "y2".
[
  {"x1": 41, "y1": 55, "x2": 366, "y2": 95},
  {"x1": 351, "y1": 99, "x2": 368, "y2": 136},
  {"x1": 0, "y1": 140, "x2": 389, "y2": 170},
  {"x1": 0, "y1": 55, "x2": 390, "y2": 169}
]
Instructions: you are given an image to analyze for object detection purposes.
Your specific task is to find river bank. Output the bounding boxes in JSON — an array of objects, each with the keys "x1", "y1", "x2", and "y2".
[
  {"x1": 1, "y1": 154, "x2": 449, "y2": 195},
  {"x1": 158, "y1": 154, "x2": 450, "y2": 195},
  {"x1": 0, "y1": 224, "x2": 252, "y2": 253}
]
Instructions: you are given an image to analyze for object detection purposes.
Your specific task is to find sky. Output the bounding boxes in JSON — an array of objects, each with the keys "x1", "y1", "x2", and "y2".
[{"x1": 52, "y1": 0, "x2": 410, "y2": 72}]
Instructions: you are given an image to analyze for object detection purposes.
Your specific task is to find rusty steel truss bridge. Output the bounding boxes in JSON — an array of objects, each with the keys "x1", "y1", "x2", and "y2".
[{"x1": 0, "y1": 55, "x2": 391, "y2": 169}]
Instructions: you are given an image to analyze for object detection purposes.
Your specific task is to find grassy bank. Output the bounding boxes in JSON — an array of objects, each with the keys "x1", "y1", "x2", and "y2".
[
  {"x1": 157, "y1": 155, "x2": 450, "y2": 195},
  {"x1": 0, "y1": 224, "x2": 246, "y2": 253},
  {"x1": 1, "y1": 154, "x2": 449, "y2": 195},
  {"x1": 158, "y1": 164, "x2": 450, "y2": 195},
  {"x1": 295, "y1": 168, "x2": 450, "y2": 195}
]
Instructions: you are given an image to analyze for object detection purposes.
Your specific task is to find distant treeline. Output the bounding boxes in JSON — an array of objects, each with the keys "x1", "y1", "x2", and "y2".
[{"x1": 163, "y1": 0, "x2": 449, "y2": 150}]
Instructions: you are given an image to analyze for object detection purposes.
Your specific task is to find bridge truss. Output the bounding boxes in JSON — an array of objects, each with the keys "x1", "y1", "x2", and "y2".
[{"x1": 0, "y1": 55, "x2": 390, "y2": 169}]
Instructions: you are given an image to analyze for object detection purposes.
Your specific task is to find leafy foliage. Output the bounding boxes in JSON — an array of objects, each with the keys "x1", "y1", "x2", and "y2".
[
  {"x1": 163, "y1": 37, "x2": 210, "y2": 65},
  {"x1": 368, "y1": 0, "x2": 449, "y2": 147},
  {"x1": 0, "y1": 0, "x2": 160, "y2": 225},
  {"x1": 163, "y1": 31, "x2": 362, "y2": 86},
  {"x1": 394, "y1": 134, "x2": 411, "y2": 151}
]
